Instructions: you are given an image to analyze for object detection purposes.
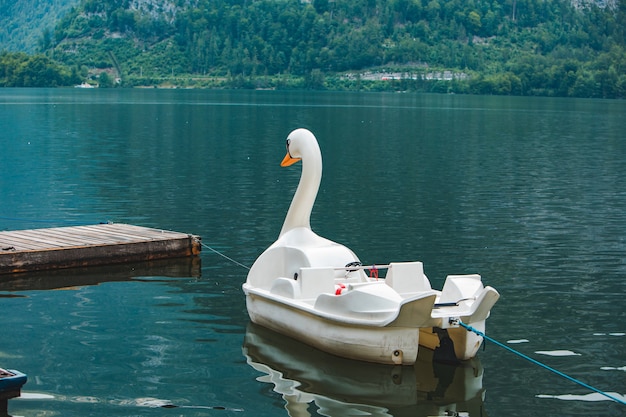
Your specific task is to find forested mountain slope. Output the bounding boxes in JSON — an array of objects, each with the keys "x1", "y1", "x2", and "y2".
[
  {"x1": 2, "y1": 0, "x2": 625, "y2": 97},
  {"x1": 0, "y1": 0, "x2": 80, "y2": 52}
]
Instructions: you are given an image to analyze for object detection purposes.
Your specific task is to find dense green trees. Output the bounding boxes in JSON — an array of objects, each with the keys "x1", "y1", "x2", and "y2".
[
  {"x1": 2, "y1": 0, "x2": 625, "y2": 97},
  {"x1": 0, "y1": 51, "x2": 80, "y2": 87}
]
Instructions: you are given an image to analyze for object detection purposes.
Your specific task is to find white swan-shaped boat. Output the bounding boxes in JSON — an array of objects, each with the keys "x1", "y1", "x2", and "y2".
[{"x1": 243, "y1": 128, "x2": 499, "y2": 365}]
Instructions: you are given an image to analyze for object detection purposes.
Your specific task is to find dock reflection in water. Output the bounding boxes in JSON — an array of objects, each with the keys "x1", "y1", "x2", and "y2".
[
  {"x1": 243, "y1": 323, "x2": 486, "y2": 417},
  {"x1": 0, "y1": 257, "x2": 201, "y2": 293}
]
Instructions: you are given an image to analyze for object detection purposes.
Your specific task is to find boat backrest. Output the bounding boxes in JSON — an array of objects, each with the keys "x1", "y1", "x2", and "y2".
[
  {"x1": 438, "y1": 274, "x2": 483, "y2": 304},
  {"x1": 385, "y1": 261, "x2": 432, "y2": 294},
  {"x1": 299, "y1": 267, "x2": 336, "y2": 299}
]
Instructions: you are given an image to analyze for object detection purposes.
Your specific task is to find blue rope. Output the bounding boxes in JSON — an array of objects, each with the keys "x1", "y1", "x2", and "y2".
[{"x1": 459, "y1": 321, "x2": 626, "y2": 405}]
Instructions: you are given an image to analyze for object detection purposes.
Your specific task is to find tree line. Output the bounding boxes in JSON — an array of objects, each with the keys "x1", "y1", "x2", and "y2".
[
  {"x1": 2, "y1": 0, "x2": 625, "y2": 97},
  {"x1": 0, "y1": 51, "x2": 81, "y2": 87}
]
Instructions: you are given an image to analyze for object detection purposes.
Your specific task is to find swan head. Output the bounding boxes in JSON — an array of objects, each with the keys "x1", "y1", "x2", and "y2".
[{"x1": 281, "y1": 128, "x2": 321, "y2": 167}]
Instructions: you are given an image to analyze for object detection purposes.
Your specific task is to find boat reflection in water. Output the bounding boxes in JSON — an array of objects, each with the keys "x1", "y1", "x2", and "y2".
[{"x1": 243, "y1": 323, "x2": 487, "y2": 417}]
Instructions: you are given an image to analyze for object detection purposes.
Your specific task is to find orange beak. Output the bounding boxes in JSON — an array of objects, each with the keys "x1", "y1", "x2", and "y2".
[{"x1": 281, "y1": 152, "x2": 301, "y2": 167}]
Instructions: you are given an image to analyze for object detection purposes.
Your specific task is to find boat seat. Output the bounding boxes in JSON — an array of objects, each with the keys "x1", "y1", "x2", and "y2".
[
  {"x1": 268, "y1": 267, "x2": 336, "y2": 299},
  {"x1": 270, "y1": 277, "x2": 301, "y2": 298},
  {"x1": 385, "y1": 261, "x2": 432, "y2": 294},
  {"x1": 314, "y1": 282, "x2": 400, "y2": 321}
]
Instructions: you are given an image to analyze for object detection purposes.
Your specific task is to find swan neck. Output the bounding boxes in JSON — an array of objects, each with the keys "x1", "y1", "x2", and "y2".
[{"x1": 279, "y1": 158, "x2": 321, "y2": 237}]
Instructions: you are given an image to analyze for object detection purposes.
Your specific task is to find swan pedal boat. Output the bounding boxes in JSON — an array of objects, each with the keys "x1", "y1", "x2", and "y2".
[{"x1": 243, "y1": 128, "x2": 499, "y2": 366}]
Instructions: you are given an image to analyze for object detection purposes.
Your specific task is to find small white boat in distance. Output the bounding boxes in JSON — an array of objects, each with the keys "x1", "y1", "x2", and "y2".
[
  {"x1": 74, "y1": 82, "x2": 95, "y2": 88},
  {"x1": 243, "y1": 128, "x2": 499, "y2": 365}
]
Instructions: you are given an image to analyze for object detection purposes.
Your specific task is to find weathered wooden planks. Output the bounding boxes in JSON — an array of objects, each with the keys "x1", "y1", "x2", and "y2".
[{"x1": 0, "y1": 223, "x2": 201, "y2": 275}]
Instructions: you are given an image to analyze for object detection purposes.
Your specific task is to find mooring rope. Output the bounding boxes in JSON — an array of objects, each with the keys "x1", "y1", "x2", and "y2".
[
  {"x1": 459, "y1": 321, "x2": 626, "y2": 405},
  {"x1": 200, "y1": 241, "x2": 251, "y2": 270}
]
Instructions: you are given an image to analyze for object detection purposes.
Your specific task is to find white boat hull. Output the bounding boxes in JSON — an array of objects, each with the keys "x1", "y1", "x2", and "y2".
[{"x1": 245, "y1": 290, "x2": 420, "y2": 365}]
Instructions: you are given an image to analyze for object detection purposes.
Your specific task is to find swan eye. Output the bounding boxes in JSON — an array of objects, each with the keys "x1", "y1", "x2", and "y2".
[{"x1": 286, "y1": 138, "x2": 291, "y2": 150}]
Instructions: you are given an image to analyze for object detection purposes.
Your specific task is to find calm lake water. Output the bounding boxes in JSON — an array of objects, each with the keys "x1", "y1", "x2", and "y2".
[{"x1": 0, "y1": 89, "x2": 624, "y2": 417}]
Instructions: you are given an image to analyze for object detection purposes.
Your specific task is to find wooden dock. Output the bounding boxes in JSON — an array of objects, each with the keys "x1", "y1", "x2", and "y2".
[{"x1": 0, "y1": 223, "x2": 201, "y2": 275}]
